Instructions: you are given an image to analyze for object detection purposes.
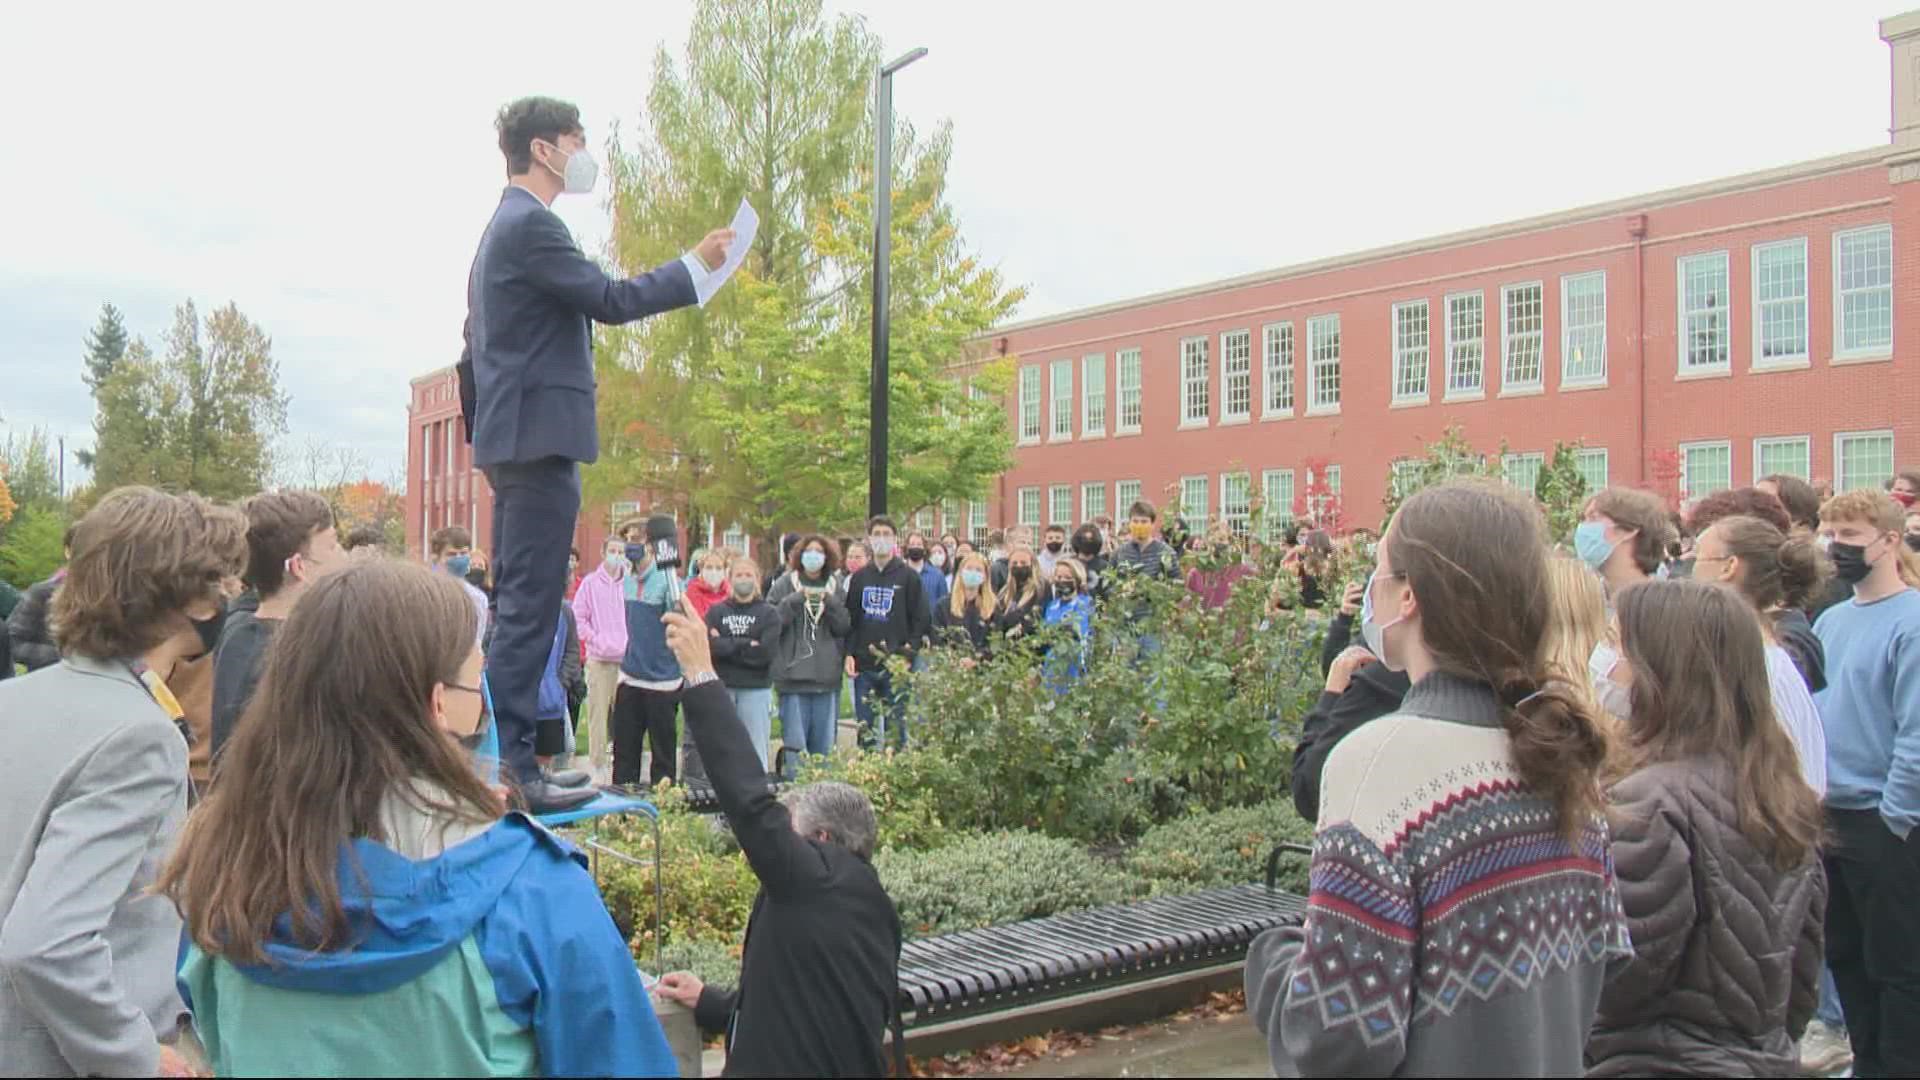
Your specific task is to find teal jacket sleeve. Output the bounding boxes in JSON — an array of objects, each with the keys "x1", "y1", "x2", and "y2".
[{"x1": 478, "y1": 837, "x2": 677, "y2": 1078}]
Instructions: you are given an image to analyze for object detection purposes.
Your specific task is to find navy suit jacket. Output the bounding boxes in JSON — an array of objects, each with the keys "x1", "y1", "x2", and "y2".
[{"x1": 458, "y1": 186, "x2": 698, "y2": 467}]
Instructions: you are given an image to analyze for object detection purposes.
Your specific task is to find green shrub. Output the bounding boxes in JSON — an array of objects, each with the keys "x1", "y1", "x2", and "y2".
[
  {"x1": 653, "y1": 938, "x2": 742, "y2": 988},
  {"x1": 588, "y1": 791, "x2": 759, "y2": 956},
  {"x1": 1127, "y1": 800, "x2": 1315, "y2": 894},
  {"x1": 875, "y1": 830, "x2": 1144, "y2": 939},
  {"x1": 794, "y1": 747, "x2": 962, "y2": 853}
]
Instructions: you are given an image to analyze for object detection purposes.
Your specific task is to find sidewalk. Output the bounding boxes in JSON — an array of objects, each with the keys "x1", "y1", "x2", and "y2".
[{"x1": 994, "y1": 1013, "x2": 1268, "y2": 1079}]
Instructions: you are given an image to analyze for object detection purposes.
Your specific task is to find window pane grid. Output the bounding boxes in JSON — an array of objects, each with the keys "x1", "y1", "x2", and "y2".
[
  {"x1": 1049, "y1": 484, "x2": 1072, "y2": 525},
  {"x1": 1308, "y1": 314, "x2": 1342, "y2": 409},
  {"x1": 969, "y1": 499, "x2": 988, "y2": 542},
  {"x1": 1680, "y1": 254, "x2": 1730, "y2": 371},
  {"x1": 1081, "y1": 482, "x2": 1106, "y2": 522},
  {"x1": 1837, "y1": 227, "x2": 1893, "y2": 355},
  {"x1": 1562, "y1": 272, "x2": 1607, "y2": 384},
  {"x1": 1575, "y1": 448, "x2": 1608, "y2": 492},
  {"x1": 1753, "y1": 240, "x2": 1808, "y2": 363},
  {"x1": 1261, "y1": 469, "x2": 1295, "y2": 540},
  {"x1": 1502, "y1": 283, "x2": 1544, "y2": 389},
  {"x1": 1263, "y1": 323, "x2": 1294, "y2": 415},
  {"x1": 1837, "y1": 432, "x2": 1895, "y2": 491},
  {"x1": 1181, "y1": 337, "x2": 1210, "y2": 424},
  {"x1": 1082, "y1": 354, "x2": 1106, "y2": 435},
  {"x1": 1221, "y1": 472, "x2": 1251, "y2": 537},
  {"x1": 1682, "y1": 442, "x2": 1733, "y2": 500},
  {"x1": 1392, "y1": 301, "x2": 1430, "y2": 400},
  {"x1": 1181, "y1": 476, "x2": 1210, "y2": 532},
  {"x1": 1116, "y1": 480, "x2": 1142, "y2": 512},
  {"x1": 1502, "y1": 452, "x2": 1544, "y2": 493},
  {"x1": 1017, "y1": 487, "x2": 1041, "y2": 528},
  {"x1": 1117, "y1": 349, "x2": 1142, "y2": 433},
  {"x1": 1050, "y1": 359, "x2": 1073, "y2": 439},
  {"x1": 1446, "y1": 293, "x2": 1485, "y2": 396},
  {"x1": 1222, "y1": 330, "x2": 1252, "y2": 420},
  {"x1": 1018, "y1": 366, "x2": 1042, "y2": 441},
  {"x1": 1755, "y1": 437, "x2": 1811, "y2": 480}
]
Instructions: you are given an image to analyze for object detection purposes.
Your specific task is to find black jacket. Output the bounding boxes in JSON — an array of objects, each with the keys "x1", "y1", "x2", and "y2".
[
  {"x1": 935, "y1": 596, "x2": 995, "y2": 655},
  {"x1": 995, "y1": 581, "x2": 1050, "y2": 641},
  {"x1": 210, "y1": 611, "x2": 279, "y2": 763},
  {"x1": 1771, "y1": 607, "x2": 1827, "y2": 694},
  {"x1": 845, "y1": 558, "x2": 929, "y2": 673},
  {"x1": 1320, "y1": 611, "x2": 1356, "y2": 675},
  {"x1": 6, "y1": 575, "x2": 59, "y2": 672},
  {"x1": 682, "y1": 679, "x2": 901, "y2": 1077},
  {"x1": 1290, "y1": 662, "x2": 1412, "y2": 822},
  {"x1": 707, "y1": 597, "x2": 782, "y2": 690}
]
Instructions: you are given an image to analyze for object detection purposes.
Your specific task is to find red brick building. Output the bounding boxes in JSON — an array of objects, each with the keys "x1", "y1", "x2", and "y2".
[{"x1": 410, "y1": 14, "x2": 1920, "y2": 553}]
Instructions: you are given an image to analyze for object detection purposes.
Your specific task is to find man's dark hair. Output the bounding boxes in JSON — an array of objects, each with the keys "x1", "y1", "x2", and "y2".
[
  {"x1": 867, "y1": 515, "x2": 897, "y2": 534},
  {"x1": 1128, "y1": 500, "x2": 1157, "y2": 522},
  {"x1": 242, "y1": 491, "x2": 336, "y2": 597},
  {"x1": 343, "y1": 524, "x2": 384, "y2": 552},
  {"x1": 569, "y1": 547, "x2": 580, "y2": 559},
  {"x1": 429, "y1": 526, "x2": 473, "y2": 557},
  {"x1": 495, "y1": 97, "x2": 583, "y2": 175}
]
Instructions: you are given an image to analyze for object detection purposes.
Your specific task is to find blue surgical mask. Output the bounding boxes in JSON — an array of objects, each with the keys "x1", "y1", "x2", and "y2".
[
  {"x1": 800, "y1": 550, "x2": 826, "y2": 574},
  {"x1": 1359, "y1": 568, "x2": 1406, "y2": 670},
  {"x1": 1574, "y1": 521, "x2": 1616, "y2": 571},
  {"x1": 961, "y1": 569, "x2": 985, "y2": 588},
  {"x1": 625, "y1": 543, "x2": 646, "y2": 565},
  {"x1": 445, "y1": 554, "x2": 472, "y2": 578}
]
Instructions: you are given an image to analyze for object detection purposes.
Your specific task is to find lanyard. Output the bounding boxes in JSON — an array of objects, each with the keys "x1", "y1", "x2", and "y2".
[{"x1": 127, "y1": 659, "x2": 190, "y2": 744}]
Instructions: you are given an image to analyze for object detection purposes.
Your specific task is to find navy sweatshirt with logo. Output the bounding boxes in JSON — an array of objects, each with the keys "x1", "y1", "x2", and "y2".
[
  {"x1": 845, "y1": 558, "x2": 929, "y2": 673},
  {"x1": 706, "y1": 597, "x2": 782, "y2": 690}
]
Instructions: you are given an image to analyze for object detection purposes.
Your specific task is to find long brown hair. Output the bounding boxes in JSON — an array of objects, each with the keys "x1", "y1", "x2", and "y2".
[
  {"x1": 158, "y1": 559, "x2": 501, "y2": 963},
  {"x1": 52, "y1": 487, "x2": 247, "y2": 660},
  {"x1": 1389, "y1": 481, "x2": 1610, "y2": 840},
  {"x1": 1702, "y1": 514, "x2": 1827, "y2": 617},
  {"x1": 1614, "y1": 579, "x2": 1822, "y2": 869}
]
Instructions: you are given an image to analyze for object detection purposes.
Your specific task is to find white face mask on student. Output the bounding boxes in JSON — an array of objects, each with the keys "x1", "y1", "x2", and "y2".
[{"x1": 537, "y1": 139, "x2": 599, "y2": 194}]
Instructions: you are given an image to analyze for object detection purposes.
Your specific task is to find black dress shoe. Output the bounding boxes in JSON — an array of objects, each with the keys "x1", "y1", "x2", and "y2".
[
  {"x1": 523, "y1": 779, "x2": 598, "y2": 814},
  {"x1": 544, "y1": 766, "x2": 591, "y2": 788}
]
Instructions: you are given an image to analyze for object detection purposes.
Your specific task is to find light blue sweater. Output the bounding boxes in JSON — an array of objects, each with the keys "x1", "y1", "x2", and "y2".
[{"x1": 1814, "y1": 587, "x2": 1920, "y2": 838}]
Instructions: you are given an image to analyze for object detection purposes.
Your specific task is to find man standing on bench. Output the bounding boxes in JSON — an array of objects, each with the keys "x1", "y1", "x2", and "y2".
[
  {"x1": 654, "y1": 596, "x2": 903, "y2": 1077},
  {"x1": 457, "y1": 95, "x2": 732, "y2": 813}
]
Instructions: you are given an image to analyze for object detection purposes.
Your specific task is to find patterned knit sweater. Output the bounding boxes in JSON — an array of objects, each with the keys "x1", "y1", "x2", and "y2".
[{"x1": 1246, "y1": 672, "x2": 1632, "y2": 1077}]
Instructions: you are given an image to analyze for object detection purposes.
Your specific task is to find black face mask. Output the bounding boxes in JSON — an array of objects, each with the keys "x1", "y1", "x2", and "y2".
[
  {"x1": 1045, "y1": 541, "x2": 1063, "y2": 554},
  {"x1": 906, "y1": 547, "x2": 926, "y2": 562},
  {"x1": 192, "y1": 608, "x2": 226, "y2": 654},
  {"x1": 1906, "y1": 534, "x2": 1920, "y2": 553},
  {"x1": 1010, "y1": 565, "x2": 1031, "y2": 582},
  {"x1": 1830, "y1": 541, "x2": 1874, "y2": 585},
  {"x1": 455, "y1": 731, "x2": 486, "y2": 754},
  {"x1": 466, "y1": 567, "x2": 488, "y2": 588}
]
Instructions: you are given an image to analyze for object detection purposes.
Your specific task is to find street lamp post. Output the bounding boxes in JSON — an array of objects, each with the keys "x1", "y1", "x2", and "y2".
[{"x1": 868, "y1": 46, "x2": 928, "y2": 520}]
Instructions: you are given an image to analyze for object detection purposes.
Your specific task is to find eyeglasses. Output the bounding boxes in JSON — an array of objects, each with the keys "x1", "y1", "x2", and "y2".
[{"x1": 444, "y1": 682, "x2": 484, "y2": 696}]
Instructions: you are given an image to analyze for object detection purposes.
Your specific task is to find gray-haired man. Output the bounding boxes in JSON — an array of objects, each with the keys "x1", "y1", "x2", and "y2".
[{"x1": 655, "y1": 597, "x2": 902, "y2": 1077}]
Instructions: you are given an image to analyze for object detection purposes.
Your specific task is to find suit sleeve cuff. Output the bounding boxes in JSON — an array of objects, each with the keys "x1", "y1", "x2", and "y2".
[{"x1": 680, "y1": 252, "x2": 712, "y2": 290}]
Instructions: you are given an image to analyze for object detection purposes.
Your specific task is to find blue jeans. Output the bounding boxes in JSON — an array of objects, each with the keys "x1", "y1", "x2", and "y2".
[
  {"x1": 779, "y1": 691, "x2": 839, "y2": 774},
  {"x1": 725, "y1": 686, "x2": 774, "y2": 772},
  {"x1": 1817, "y1": 962, "x2": 1847, "y2": 1030},
  {"x1": 854, "y1": 668, "x2": 907, "y2": 750}
]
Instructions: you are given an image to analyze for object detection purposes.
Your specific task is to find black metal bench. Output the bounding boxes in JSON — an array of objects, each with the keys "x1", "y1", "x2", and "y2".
[{"x1": 897, "y1": 843, "x2": 1311, "y2": 1025}]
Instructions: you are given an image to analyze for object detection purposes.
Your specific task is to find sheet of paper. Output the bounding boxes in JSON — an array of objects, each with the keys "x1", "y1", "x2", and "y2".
[{"x1": 696, "y1": 197, "x2": 759, "y2": 306}]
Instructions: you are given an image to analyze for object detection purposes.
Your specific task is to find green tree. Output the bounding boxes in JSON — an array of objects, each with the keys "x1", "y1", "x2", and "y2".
[
  {"x1": 0, "y1": 428, "x2": 60, "y2": 510},
  {"x1": 1535, "y1": 441, "x2": 1591, "y2": 547},
  {"x1": 587, "y1": 0, "x2": 1024, "y2": 547},
  {"x1": 82, "y1": 302, "x2": 129, "y2": 393},
  {"x1": 0, "y1": 506, "x2": 69, "y2": 589},
  {"x1": 1379, "y1": 425, "x2": 1503, "y2": 526},
  {"x1": 87, "y1": 301, "x2": 288, "y2": 499}
]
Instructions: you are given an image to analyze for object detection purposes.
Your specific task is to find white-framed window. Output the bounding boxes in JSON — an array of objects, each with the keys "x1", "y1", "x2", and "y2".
[
  {"x1": 1575, "y1": 448, "x2": 1609, "y2": 493},
  {"x1": 1561, "y1": 271, "x2": 1607, "y2": 386},
  {"x1": 610, "y1": 500, "x2": 641, "y2": 524},
  {"x1": 1082, "y1": 354, "x2": 1107, "y2": 437},
  {"x1": 1017, "y1": 487, "x2": 1042, "y2": 529},
  {"x1": 1221, "y1": 329, "x2": 1252, "y2": 422},
  {"x1": 1018, "y1": 365, "x2": 1042, "y2": 443},
  {"x1": 914, "y1": 507, "x2": 935, "y2": 533},
  {"x1": 1049, "y1": 484, "x2": 1072, "y2": 525},
  {"x1": 1308, "y1": 314, "x2": 1342, "y2": 411},
  {"x1": 1116, "y1": 480, "x2": 1143, "y2": 514},
  {"x1": 969, "y1": 498, "x2": 988, "y2": 542},
  {"x1": 1835, "y1": 225, "x2": 1894, "y2": 359},
  {"x1": 1180, "y1": 336, "x2": 1210, "y2": 427},
  {"x1": 1835, "y1": 430, "x2": 1896, "y2": 491},
  {"x1": 1392, "y1": 300, "x2": 1430, "y2": 402},
  {"x1": 1680, "y1": 440, "x2": 1734, "y2": 500},
  {"x1": 1390, "y1": 459, "x2": 1421, "y2": 499},
  {"x1": 1180, "y1": 475, "x2": 1210, "y2": 532},
  {"x1": 1502, "y1": 451, "x2": 1545, "y2": 494},
  {"x1": 1261, "y1": 469, "x2": 1295, "y2": 539},
  {"x1": 943, "y1": 499, "x2": 964, "y2": 536},
  {"x1": 1501, "y1": 282, "x2": 1544, "y2": 391},
  {"x1": 721, "y1": 523, "x2": 749, "y2": 556},
  {"x1": 1752, "y1": 238, "x2": 1809, "y2": 367},
  {"x1": 1081, "y1": 481, "x2": 1107, "y2": 523},
  {"x1": 1754, "y1": 436, "x2": 1812, "y2": 481},
  {"x1": 1445, "y1": 291, "x2": 1486, "y2": 398},
  {"x1": 1679, "y1": 252, "x2": 1731, "y2": 374},
  {"x1": 1262, "y1": 322, "x2": 1294, "y2": 417},
  {"x1": 1307, "y1": 464, "x2": 1341, "y2": 523},
  {"x1": 1117, "y1": 348, "x2": 1142, "y2": 434},
  {"x1": 1049, "y1": 358, "x2": 1073, "y2": 441},
  {"x1": 1221, "y1": 472, "x2": 1252, "y2": 537}
]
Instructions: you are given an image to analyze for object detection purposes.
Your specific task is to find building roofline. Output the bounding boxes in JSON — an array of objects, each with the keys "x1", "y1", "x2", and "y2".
[
  {"x1": 983, "y1": 146, "x2": 1888, "y2": 338},
  {"x1": 409, "y1": 365, "x2": 455, "y2": 386}
]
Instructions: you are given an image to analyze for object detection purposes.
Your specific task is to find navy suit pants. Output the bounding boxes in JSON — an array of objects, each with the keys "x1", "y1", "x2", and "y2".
[{"x1": 484, "y1": 456, "x2": 580, "y2": 786}]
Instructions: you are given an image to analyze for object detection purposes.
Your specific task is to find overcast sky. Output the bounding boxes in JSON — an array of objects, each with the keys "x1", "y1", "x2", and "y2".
[{"x1": 0, "y1": 0, "x2": 1896, "y2": 484}]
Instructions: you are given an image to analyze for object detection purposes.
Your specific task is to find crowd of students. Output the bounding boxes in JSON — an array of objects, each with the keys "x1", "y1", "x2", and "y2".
[{"x1": 5, "y1": 466, "x2": 1920, "y2": 1077}]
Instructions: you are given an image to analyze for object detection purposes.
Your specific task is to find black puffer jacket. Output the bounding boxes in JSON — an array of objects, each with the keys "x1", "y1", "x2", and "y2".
[{"x1": 1586, "y1": 755, "x2": 1825, "y2": 1077}]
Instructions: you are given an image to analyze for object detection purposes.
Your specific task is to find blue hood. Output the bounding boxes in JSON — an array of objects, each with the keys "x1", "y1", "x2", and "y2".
[{"x1": 229, "y1": 814, "x2": 569, "y2": 995}]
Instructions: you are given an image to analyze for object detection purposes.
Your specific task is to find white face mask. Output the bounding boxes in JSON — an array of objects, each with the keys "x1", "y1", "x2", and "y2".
[
  {"x1": 1589, "y1": 643, "x2": 1631, "y2": 721},
  {"x1": 539, "y1": 139, "x2": 598, "y2": 195},
  {"x1": 870, "y1": 536, "x2": 896, "y2": 558},
  {"x1": 700, "y1": 568, "x2": 726, "y2": 589}
]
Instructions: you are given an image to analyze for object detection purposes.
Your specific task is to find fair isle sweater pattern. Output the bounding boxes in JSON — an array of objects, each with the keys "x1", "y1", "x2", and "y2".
[{"x1": 1261, "y1": 675, "x2": 1631, "y2": 1073}]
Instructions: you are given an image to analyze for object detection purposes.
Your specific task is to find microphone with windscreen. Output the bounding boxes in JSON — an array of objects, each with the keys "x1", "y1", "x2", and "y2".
[{"x1": 645, "y1": 515, "x2": 684, "y2": 604}]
